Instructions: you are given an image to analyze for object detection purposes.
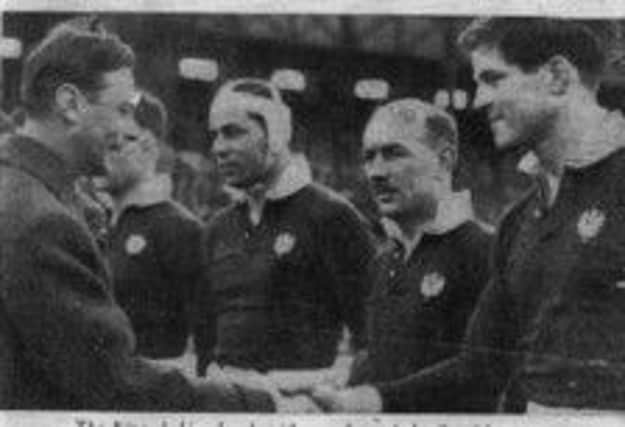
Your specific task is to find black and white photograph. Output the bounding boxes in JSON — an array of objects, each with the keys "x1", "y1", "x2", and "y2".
[{"x1": 1, "y1": 1, "x2": 625, "y2": 425}]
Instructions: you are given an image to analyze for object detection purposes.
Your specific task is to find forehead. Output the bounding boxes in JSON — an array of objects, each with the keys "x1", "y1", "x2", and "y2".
[
  {"x1": 211, "y1": 110, "x2": 264, "y2": 132},
  {"x1": 470, "y1": 47, "x2": 524, "y2": 79},
  {"x1": 363, "y1": 112, "x2": 430, "y2": 151},
  {"x1": 363, "y1": 133, "x2": 437, "y2": 159},
  {"x1": 96, "y1": 67, "x2": 137, "y2": 104}
]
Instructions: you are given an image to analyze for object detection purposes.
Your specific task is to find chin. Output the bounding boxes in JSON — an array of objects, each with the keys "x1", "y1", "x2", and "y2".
[
  {"x1": 491, "y1": 122, "x2": 520, "y2": 150},
  {"x1": 227, "y1": 173, "x2": 264, "y2": 190},
  {"x1": 224, "y1": 178, "x2": 245, "y2": 189},
  {"x1": 87, "y1": 160, "x2": 107, "y2": 177},
  {"x1": 91, "y1": 176, "x2": 109, "y2": 191},
  {"x1": 494, "y1": 134, "x2": 523, "y2": 151},
  {"x1": 379, "y1": 205, "x2": 400, "y2": 218}
]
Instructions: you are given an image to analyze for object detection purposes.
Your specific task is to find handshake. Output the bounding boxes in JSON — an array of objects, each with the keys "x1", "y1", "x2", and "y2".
[{"x1": 205, "y1": 362, "x2": 383, "y2": 413}]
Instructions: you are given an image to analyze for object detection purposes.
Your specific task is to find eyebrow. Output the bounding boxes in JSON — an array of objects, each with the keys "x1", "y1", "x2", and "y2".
[
  {"x1": 121, "y1": 100, "x2": 136, "y2": 110},
  {"x1": 363, "y1": 141, "x2": 410, "y2": 154},
  {"x1": 475, "y1": 69, "x2": 507, "y2": 82},
  {"x1": 213, "y1": 122, "x2": 248, "y2": 133}
]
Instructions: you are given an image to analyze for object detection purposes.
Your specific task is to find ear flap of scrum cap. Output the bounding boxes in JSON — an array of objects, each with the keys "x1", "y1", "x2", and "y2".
[{"x1": 209, "y1": 78, "x2": 292, "y2": 152}]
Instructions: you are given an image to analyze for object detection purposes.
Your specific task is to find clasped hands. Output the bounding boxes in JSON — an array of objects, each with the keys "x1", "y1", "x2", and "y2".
[{"x1": 205, "y1": 363, "x2": 382, "y2": 413}]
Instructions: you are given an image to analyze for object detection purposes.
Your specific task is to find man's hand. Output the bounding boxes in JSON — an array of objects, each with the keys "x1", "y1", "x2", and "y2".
[
  {"x1": 275, "y1": 394, "x2": 323, "y2": 413},
  {"x1": 267, "y1": 354, "x2": 354, "y2": 394},
  {"x1": 311, "y1": 384, "x2": 383, "y2": 413}
]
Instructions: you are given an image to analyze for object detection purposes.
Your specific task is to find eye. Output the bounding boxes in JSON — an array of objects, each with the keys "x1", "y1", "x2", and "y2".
[
  {"x1": 118, "y1": 102, "x2": 135, "y2": 116},
  {"x1": 362, "y1": 149, "x2": 376, "y2": 163},
  {"x1": 382, "y1": 144, "x2": 411, "y2": 160},
  {"x1": 220, "y1": 124, "x2": 247, "y2": 139},
  {"x1": 206, "y1": 129, "x2": 218, "y2": 142},
  {"x1": 478, "y1": 70, "x2": 507, "y2": 87},
  {"x1": 122, "y1": 133, "x2": 139, "y2": 143}
]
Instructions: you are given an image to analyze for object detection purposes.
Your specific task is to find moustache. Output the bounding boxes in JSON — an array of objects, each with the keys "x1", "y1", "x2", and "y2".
[{"x1": 370, "y1": 179, "x2": 397, "y2": 195}]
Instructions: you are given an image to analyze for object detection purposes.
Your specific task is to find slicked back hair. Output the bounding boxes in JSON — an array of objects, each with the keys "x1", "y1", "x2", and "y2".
[{"x1": 458, "y1": 17, "x2": 605, "y2": 89}]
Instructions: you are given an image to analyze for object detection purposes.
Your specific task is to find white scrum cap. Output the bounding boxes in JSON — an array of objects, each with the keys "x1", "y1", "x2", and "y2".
[{"x1": 209, "y1": 78, "x2": 292, "y2": 152}]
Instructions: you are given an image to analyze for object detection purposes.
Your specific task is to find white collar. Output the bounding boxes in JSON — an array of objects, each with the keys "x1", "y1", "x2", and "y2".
[
  {"x1": 265, "y1": 154, "x2": 312, "y2": 200},
  {"x1": 380, "y1": 217, "x2": 423, "y2": 259},
  {"x1": 381, "y1": 190, "x2": 474, "y2": 259},
  {"x1": 227, "y1": 154, "x2": 312, "y2": 225},
  {"x1": 517, "y1": 151, "x2": 561, "y2": 207}
]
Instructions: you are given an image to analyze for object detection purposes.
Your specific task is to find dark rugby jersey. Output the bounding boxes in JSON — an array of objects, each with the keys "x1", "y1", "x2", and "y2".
[
  {"x1": 194, "y1": 183, "x2": 374, "y2": 373},
  {"x1": 108, "y1": 200, "x2": 203, "y2": 358},
  {"x1": 351, "y1": 221, "x2": 494, "y2": 411},
  {"x1": 375, "y1": 147, "x2": 625, "y2": 411}
]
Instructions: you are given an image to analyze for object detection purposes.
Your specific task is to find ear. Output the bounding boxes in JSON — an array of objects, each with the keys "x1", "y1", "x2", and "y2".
[
  {"x1": 542, "y1": 55, "x2": 579, "y2": 96},
  {"x1": 55, "y1": 83, "x2": 85, "y2": 124},
  {"x1": 438, "y1": 145, "x2": 457, "y2": 174},
  {"x1": 144, "y1": 133, "x2": 161, "y2": 165}
]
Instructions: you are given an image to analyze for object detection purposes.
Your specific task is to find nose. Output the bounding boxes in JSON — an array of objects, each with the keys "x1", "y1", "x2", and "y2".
[
  {"x1": 365, "y1": 152, "x2": 388, "y2": 180},
  {"x1": 211, "y1": 134, "x2": 231, "y2": 161},
  {"x1": 472, "y1": 84, "x2": 493, "y2": 110}
]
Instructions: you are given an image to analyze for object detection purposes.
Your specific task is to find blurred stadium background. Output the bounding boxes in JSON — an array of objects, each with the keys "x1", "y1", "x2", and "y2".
[{"x1": 2, "y1": 13, "x2": 625, "y2": 226}]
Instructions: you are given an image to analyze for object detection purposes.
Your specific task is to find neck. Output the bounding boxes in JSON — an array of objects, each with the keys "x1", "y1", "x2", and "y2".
[
  {"x1": 535, "y1": 94, "x2": 604, "y2": 175},
  {"x1": 390, "y1": 183, "x2": 453, "y2": 239},
  {"x1": 112, "y1": 171, "x2": 156, "y2": 209},
  {"x1": 246, "y1": 153, "x2": 290, "y2": 204},
  {"x1": 111, "y1": 179, "x2": 141, "y2": 212},
  {"x1": 392, "y1": 205, "x2": 437, "y2": 241},
  {"x1": 20, "y1": 117, "x2": 82, "y2": 175}
]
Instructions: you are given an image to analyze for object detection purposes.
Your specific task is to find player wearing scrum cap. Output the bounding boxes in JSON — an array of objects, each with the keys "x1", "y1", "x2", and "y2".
[
  {"x1": 101, "y1": 91, "x2": 202, "y2": 365},
  {"x1": 313, "y1": 99, "x2": 495, "y2": 412},
  {"x1": 194, "y1": 79, "x2": 374, "y2": 381}
]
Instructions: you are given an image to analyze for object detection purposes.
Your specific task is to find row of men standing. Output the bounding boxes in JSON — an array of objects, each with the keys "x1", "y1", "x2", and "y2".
[
  {"x1": 2, "y1": 15, "x2": 625, "y2": 413},
  {"x1": 102, "y1": 75, "x2": 490, "y2": 407},
  {"x1": 104, "y1": 77, "x2": 494, "y2": 409}
]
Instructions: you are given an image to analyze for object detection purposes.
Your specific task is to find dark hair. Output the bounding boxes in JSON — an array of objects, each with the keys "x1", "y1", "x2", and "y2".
[
  {"x1": 135, "y1": 91, "x2": 167, "y2": 141},
  {"x1": 458, "y1": 17, "x2": 605, "y2": 88},
  {"x1": 50, "y1": 15, "x2": 107, "y2": 34},
  {"x1": 21, "y1": 17, "x2": 135, "y2": 117},
  {"x1": 425, "y1": 112, "x2": 458, "y2": 153}
]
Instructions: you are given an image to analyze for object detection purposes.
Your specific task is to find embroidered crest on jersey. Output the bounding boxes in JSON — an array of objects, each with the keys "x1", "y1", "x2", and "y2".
[
  {"x1": 274, "y1": 232, "x2": 296, "y2": 257},
  {"x1": 125, "y1": 234, "x2": 147, "y2": 255},
  {"x1": 421, "y1": 272, "x2": 446, "y2": 299},
  {"x1": 577, "y1": 208, "x2": 605, "y2": 243}
]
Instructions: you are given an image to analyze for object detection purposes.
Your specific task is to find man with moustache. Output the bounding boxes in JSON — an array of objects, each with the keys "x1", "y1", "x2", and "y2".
[
  {"x1": 314, "y1": 98, "x2": 495, "y2": 412},
  {"x1": 195, "y1": 79, "x2": 373, "y2": 385},
  {"x1": 313, "y1": 17, "x2": 625, "y2": 413},
  {"x1": 0, "y1": 21, "x2": 276, "y2": 411},
  {"x1": 103, "y1": 91, "x2": 201, "y2": 364}
]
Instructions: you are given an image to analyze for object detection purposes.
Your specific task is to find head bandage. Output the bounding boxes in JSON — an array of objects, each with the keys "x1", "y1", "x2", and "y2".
[
  {"x1": 209, "y1": 78, "x2": 292, "y2": 152},
  {"x1": 363, "y1": 98, "x2": 458, "y2": 152}
]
